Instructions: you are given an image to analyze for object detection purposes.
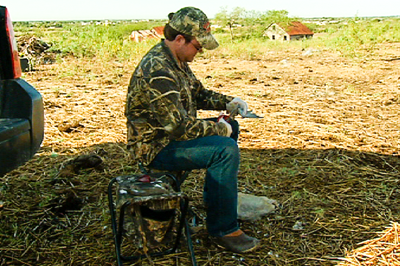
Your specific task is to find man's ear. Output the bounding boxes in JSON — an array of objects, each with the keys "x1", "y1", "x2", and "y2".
[{"x1": 175, "y1": 34, "x2": 186, "y2": 44}]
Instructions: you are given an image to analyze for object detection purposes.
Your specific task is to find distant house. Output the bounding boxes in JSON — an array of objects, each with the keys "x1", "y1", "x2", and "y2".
[
  {"x1": 263, "y1": 21, "x2": 314, "y2": 41},
  {"x1": 130, "y1": 26, "x2": 165, "y2": 42}
]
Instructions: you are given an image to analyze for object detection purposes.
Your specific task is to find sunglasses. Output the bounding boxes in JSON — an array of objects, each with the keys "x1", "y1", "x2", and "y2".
[{"x1": 190, "y1": 40, "x2": 203, "y2": 52}]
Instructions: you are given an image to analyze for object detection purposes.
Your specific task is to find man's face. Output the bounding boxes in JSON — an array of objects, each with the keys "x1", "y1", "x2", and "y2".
[{"x1": 177, "y1": 37, "x2": 203, "y2": 63}]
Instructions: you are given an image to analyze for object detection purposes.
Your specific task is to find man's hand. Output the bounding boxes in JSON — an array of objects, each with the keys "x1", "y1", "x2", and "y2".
[
  {"x1": 218, "y1": 113, "x2": 232, "y2": 137},
  {"x1": 227, "y1": 97, "x2": 248, "y2": 116}
]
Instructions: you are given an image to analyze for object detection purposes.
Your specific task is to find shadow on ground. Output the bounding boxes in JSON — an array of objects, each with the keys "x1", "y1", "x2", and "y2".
[{"x1": 1, "y1": 142, "x2": 399, "y2": 265}]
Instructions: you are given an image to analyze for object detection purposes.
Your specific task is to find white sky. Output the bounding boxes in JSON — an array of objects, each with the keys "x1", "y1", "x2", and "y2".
[{"x1": 2, "y1": 0, "x2": 399, "y2": 21}]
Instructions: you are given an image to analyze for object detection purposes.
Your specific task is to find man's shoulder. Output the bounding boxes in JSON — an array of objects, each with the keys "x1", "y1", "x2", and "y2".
[{"x1": 139, "y1": 43, "x2": 172, "y2": 72}]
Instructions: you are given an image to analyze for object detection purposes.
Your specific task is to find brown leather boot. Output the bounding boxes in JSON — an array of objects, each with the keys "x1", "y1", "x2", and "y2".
[{"x1": 213, "y1": 232, "x2": 260, "y2": 253}]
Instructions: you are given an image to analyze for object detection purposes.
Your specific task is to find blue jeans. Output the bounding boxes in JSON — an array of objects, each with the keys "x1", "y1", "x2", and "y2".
[{"x1": 149, "y1": 119, "x2": 240, "y2": 237}]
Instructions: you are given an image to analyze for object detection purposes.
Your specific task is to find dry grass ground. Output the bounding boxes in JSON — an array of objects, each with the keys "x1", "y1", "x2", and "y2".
[{"x1": 1, "y1": 42, "x2": 399, "y2": 265}]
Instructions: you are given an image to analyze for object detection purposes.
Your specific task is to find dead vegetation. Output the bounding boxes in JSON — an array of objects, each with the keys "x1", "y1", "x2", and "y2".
[
  {"x1": 0, "y1": 42, "x2": 399, "y2": 265},
  {"x1": 17, "y1": 36, "x2": 59, "y2": 66},
  {"x1": 337, "y1": 222, "x2": 400, "y2": 265}
]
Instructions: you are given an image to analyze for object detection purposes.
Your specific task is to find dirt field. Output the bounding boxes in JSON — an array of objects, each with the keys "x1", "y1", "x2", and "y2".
[{"x1": 1, "y1": 42, "x2": 399, "y2": 265}]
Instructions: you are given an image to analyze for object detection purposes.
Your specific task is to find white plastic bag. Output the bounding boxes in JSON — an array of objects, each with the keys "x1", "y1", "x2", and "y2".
[{"x1": 237, "y1": 192, "x2": 279, "y2": 221}]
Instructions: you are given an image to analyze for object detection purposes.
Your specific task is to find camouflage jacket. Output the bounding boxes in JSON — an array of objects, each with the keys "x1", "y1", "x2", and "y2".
[{"x1": 125, "y1": 41, "x2": 234, "y2": 166}]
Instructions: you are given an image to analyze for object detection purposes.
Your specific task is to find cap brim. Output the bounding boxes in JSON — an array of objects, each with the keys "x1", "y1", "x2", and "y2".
[{"x1": 197, "y1": 32, "x2": 219, "y2": 50}]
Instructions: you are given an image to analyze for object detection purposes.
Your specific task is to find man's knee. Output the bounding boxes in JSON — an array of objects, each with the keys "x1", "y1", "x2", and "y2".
[{"x1": 217, "y1": 137, "x2": 239, "y2": 161}]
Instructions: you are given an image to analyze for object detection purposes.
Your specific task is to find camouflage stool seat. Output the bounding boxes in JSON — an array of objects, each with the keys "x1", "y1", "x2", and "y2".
[{"x1": 108, "y1": 172, "x2": 196, "y2": 266}]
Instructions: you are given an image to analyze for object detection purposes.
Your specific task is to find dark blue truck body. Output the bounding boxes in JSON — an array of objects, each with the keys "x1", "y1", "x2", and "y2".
[{"x1": 0, "y1": 6, "x2": 44, "y2": 176}]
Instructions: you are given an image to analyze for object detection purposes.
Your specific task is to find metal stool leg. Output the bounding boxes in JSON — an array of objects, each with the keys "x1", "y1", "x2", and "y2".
[
  {"x1": 185, "y1": 213, "x2": 198, "y2": 266},
  {"x1": 175, "y1": 173, "x2": 197, "y2": 266},
  {"x1": 107, "y1": 177, "x2": 123, "y2": 266}
]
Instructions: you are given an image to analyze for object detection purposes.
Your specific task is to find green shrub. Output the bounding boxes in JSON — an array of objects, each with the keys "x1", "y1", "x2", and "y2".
[{"x1": 13, "y1": 17, "x2": 400, "y2": 62}]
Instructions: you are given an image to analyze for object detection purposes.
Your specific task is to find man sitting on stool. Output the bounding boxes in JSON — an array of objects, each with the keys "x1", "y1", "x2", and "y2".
[{"x1": 125, "y1": 6, "x2": 260, "y2": 253}]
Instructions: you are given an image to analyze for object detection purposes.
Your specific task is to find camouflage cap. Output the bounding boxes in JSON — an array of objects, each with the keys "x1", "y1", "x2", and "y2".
[{"x1": 169, "y1": 7, "x2": 219, "y2": 50}]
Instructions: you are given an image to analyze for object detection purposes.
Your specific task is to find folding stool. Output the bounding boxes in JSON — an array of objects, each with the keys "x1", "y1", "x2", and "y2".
[{"x1": 108, "y1": 171, "x2": 197, "y2": 265}]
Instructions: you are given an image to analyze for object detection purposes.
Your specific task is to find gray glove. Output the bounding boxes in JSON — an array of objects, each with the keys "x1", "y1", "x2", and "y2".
[{"x1": 227, "y1": 97, "x2": 248, "y2": 116}]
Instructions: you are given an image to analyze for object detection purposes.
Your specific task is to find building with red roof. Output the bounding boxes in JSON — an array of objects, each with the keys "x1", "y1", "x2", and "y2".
[{"x1": 263, "y1": 21, "x2": 314, "y2": 41}]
